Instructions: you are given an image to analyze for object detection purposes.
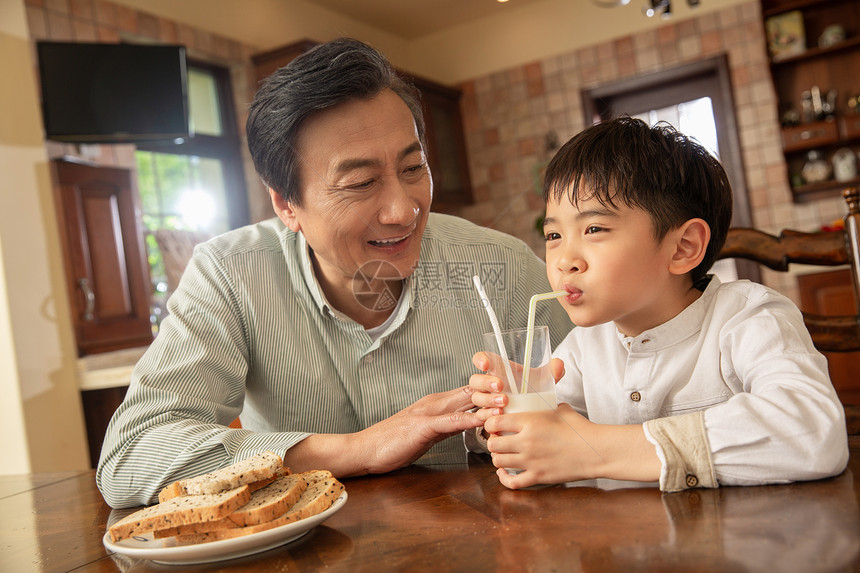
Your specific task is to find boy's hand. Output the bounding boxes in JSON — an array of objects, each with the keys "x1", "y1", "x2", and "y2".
[
  {"x1": 484, "y1": 403, "x2": 597, "y2": 488},
  {"x1": 483, "y1": 403, "x2": 662, "y2": 489},
  {"x1": 469, "y1": 353, "x2": 566, "y2": 423}
]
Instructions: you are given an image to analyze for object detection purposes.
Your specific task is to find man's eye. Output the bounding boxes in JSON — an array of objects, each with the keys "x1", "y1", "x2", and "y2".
[
  {"x1": 403, "y1": 163, "x2": 426, "y2": 176},
  {"x1": 544, "y1": 232, "x2": 561, "y2": 241},
  {"x1": 349, "y1": 179, "x2": 374, "y2": 190}
]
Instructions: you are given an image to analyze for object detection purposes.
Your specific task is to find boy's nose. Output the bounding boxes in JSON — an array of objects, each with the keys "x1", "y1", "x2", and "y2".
[{"x1": 558, "y1": 254, "x2": 586, "y2": 274}]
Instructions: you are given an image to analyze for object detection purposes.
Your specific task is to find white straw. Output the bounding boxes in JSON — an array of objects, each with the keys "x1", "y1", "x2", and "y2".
[
  {"x1": 519, "y1": 290, "x2": 567, "y2": 393},
  {"x1": 472, "y1": 276, "x2": 517, "y2": 391}
]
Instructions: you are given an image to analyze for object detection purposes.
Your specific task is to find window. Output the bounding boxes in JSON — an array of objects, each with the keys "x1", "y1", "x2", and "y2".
[{"x1": 136, "y1": 61, "x2": 249, "y2": 328}]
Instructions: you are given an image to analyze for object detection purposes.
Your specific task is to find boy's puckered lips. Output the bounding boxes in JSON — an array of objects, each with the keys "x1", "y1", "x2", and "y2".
[{"x1": 563, "y1": 284, "x2": 583, "y2": 304}]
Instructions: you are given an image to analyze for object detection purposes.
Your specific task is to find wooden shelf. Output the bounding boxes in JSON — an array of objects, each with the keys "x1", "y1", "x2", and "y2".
[
  {"x1": 792, "y1": 177, "x2": 860, "y2": 202},
  {"x1": 763, "y1": 0, "x2": 856, "y2": 18},
  {"x1": 762, "y1": 0, "x2": 860, "y2": 204},
  {"x1": 771, "y1": 35, "x2": 860, "y2": 65}
]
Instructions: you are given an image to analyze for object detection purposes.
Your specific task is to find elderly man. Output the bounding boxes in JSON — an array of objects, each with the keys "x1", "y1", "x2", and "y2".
[{"x1": 97, "y1": 38, "x2": 569, "y2": 508}]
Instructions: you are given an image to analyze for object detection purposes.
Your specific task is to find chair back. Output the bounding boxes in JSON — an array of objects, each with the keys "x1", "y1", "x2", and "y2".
[
  {"x1": 717, "y1": 187, "x2": 860, "y2": 352},
  {"x1": 716, "y1": 187, "x2": 860, "y2": 435}
]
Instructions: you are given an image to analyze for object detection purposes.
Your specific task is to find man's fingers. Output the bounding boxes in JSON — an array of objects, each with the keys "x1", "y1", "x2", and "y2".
[{"x1": 426, "y1": 410, "x2": 482, "y2": 435}]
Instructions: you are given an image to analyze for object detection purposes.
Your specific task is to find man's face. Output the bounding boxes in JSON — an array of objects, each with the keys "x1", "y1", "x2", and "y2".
[{"x1": 274, "y1": 89, "x2": 432, "y2": 298}]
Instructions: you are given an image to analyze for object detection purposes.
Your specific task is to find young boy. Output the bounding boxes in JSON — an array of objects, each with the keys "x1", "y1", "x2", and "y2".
[{"x1": 470, "y1": 117, "x2": 849, "y2": 492}]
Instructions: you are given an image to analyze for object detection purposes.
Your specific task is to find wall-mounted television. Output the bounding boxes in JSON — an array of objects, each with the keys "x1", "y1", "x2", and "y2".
[{"x1": 36, "y1": 41, "x2": 189, "y2": 143}]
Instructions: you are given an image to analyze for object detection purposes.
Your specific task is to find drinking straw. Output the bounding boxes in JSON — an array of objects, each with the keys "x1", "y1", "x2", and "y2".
[
  {"x1": 519, "y1": 290, "x2": 567, "y2": 394},
  {"x1": 472, "y1": 276, "x2": 517, "y2": 391}
]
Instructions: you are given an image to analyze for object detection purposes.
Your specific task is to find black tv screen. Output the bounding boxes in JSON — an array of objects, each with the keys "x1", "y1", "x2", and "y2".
[{"x1": 37, "y1": 41, "x2": 189, "y2": 143}]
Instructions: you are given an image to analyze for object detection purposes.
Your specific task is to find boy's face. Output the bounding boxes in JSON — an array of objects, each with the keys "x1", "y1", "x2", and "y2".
[{"x1": 543, "y1": 193, "x2": 693, "y2": 337}]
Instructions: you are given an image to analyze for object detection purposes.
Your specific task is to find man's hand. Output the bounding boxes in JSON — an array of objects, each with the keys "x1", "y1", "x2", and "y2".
[{"x1": 284, "y1": 386, "x2": 481, "y2": 476}]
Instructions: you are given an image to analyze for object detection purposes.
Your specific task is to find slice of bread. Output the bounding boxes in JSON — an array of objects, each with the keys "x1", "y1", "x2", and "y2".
[
  {"x1": 288, "y1": 475, "x2": 344, "y2": 520},
  {"x1": 175, "y1": 474, "x2": 344, "y2": 544},
  {"x1": 158, "y1": 451, "x2": 283, "y2": 502},
  {"x1": 155, "y1": 473, "x2": 308, "y2": 537},
  {"x1": 152, "y1": 515, "x2": 238, "y2": 539},
  {"x1": 108, "y1": 485, "x2": 251, "y2": 543},
  {"x1": 228, "y1": 473, "x2": 308, "y2": 526},
  {"x1": 298, "y1": 469, "x2": 333, "y2": 485}
]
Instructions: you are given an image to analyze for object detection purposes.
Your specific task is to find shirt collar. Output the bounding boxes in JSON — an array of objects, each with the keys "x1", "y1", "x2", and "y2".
[
  {"x1": 296, "y1": 231, "x2": 331, "y2": 314},
  {"x1": 617, "y1": 275, "x2": 721, "y2": 351}
]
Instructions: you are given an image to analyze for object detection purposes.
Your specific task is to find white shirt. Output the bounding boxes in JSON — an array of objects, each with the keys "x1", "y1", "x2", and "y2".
[{"x1": 554, "y1": 276, "x2": 849, "y2": 488}]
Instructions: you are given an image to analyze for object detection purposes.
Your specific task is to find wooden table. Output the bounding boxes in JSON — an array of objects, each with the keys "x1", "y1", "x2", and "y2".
[{"x1": 4, "y1": 438, "x2": 860, "y2": 572}]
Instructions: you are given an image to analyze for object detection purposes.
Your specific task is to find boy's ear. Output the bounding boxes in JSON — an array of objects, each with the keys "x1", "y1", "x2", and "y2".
[
  {"x1": 269, "y1": 187, "x2": 301, "y2": 232},
  {"x1": 668, "y1": 218, "x2": 710, "y2": 276}
]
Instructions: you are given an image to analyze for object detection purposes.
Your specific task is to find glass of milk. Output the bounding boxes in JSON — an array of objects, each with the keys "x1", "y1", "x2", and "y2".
[{"x1": 482, "y1": 325, "x2": 557, "y2": 474}]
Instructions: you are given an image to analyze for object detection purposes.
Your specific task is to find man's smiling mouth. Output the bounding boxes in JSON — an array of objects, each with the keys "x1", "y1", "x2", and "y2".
[{"x1": 368, "y1": 231, "x2": 412, "y2": 248}]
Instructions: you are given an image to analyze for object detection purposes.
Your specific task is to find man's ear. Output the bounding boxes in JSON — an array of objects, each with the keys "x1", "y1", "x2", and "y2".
[
  {"x1": 269, "y1": 187, "x2": 301, "y2": 232},
  {"x1": 668, "y1": 218, "x2": 710, "y2": 276}
]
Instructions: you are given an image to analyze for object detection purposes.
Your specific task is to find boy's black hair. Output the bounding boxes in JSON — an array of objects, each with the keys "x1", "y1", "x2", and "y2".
[
  {"x1": 246, "y1": 38, "x2": 425, "y2": 206},
  {"x1": 542, "y1": 116, "x2": 733, "y2": 284}
]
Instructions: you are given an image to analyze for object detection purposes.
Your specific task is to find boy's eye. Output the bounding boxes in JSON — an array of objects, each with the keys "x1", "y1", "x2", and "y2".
[
  {"x1": 584, "y1": 226, "x2": 604, "y2": 235},
  {"x1": 544, "y1": 232, "x2": 561, "y2": 242}
]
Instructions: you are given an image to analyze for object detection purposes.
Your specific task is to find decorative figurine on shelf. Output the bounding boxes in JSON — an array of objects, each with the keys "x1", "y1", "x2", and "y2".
[
  {"x1": 822, "y1": 89, "x2": 838, "y2": 119},
  {"x1": 802, "y1": 150, "x2": 832, "y2": 184},
  {"x1": 833, "y1": 148, "x2": 858, "y2": 182},
  {"x1": 818, "y1": 24, "x2": 846, "y2": 49},
  {"x1": 801, "y1": 90, "x2": 815, "y2": 123},
  {"x1": 781, "y1": 108, "x2": 801, "y2": 128}
]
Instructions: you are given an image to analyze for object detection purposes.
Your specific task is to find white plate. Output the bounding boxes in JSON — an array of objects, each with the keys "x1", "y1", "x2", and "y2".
[{"x1": 103, "y1": 491, "x2": 347, "y2": 565}]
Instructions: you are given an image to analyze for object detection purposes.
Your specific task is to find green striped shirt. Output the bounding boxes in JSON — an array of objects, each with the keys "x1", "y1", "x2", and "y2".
[{"x1": 96, "y1": 213, "x2": 571, "y2": 508}]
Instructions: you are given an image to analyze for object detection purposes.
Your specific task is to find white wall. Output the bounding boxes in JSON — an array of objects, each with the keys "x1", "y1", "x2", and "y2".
[{"x1": 0, "y1": 0, "x2": 89, "y2": 474}]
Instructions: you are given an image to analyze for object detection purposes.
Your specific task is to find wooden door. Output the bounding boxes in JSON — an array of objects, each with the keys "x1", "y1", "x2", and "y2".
[
  {"x1": 798, "y1": 269, "x2": 860, "y2": 404},
  {"x1": 52, "y1": 159, "x2": 153, "y2": 355}
]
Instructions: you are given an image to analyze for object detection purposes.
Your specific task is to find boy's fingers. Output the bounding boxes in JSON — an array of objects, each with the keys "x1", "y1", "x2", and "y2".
[
  {"x1": 469, "y1": 373, "x2": 504, "y2": 393},
  {"x1": 471, "y1": 390, "x2": 504, "y2": 409},
  {"x1": 551, "y1": 357, "x2": 565, "y2": 383},
  {"x1": 472, "y1": 351, "x2": 490, "y2": 371},
  {"x1": 474, "y1": 407, "x2": 502, "y2": 422}
]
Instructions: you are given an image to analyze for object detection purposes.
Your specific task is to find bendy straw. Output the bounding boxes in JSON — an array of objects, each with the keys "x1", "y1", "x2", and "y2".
[
  {"x1": 472, "y1": 275, "x2": 517, "y2": 389},
  {"x1": 519, "y1": 290, "x2": 567, "y2": 393}
]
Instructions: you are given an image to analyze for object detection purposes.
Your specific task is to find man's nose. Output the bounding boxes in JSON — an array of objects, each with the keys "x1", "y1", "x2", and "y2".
[{"x1": 379, "y1": 179, "x2": 420, "y2": 226}]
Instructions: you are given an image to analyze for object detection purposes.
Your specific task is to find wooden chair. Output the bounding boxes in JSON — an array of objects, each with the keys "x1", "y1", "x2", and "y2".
[{"x1": 716, "y1": 187, "x2": 860, "y2": 435}]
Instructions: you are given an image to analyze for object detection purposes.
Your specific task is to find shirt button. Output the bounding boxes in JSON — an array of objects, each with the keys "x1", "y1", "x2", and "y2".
[
  {"x1": 685, "y1": 474, "x2": 699, "y2": 487},
  {"x1": 630, "y1": 391, "x2": 641, "y2": 402}
]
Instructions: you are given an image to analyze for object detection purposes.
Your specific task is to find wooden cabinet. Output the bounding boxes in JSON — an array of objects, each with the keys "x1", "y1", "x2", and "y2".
[
  {"x1": 250, "y1": 40, "x2": 473, "y2": 210},
  {"x1": 52, "y1": 159, "x2": 153, "y2": 355},
  {"x1": 798, "y1": 269, "x2": 860, "y2": 403},
  {"x1": 80, "y1": 385, "x2": 128, "y2": 467},
  {"x1": 762, "y1": 0, "x2": 860, "y2": 202}
]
